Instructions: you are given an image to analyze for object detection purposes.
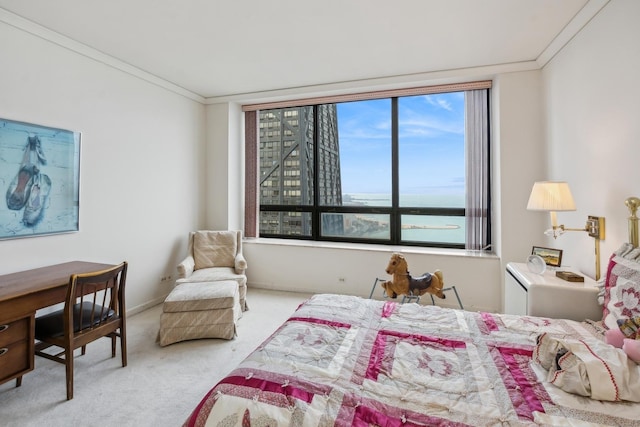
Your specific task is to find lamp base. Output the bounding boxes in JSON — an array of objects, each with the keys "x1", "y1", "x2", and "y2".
[{"x1": 587, "y1": 216, "x2": 605, "y2": 239}]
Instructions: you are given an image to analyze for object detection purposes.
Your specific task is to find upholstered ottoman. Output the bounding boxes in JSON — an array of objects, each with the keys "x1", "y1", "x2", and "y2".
[{"x1": 159, "y1": 280, "x2": 241, "y2": 346}]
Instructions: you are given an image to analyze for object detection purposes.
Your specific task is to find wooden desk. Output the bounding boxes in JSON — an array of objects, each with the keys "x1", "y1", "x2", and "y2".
[{"x1": 0, "y1": 261, "x2": 115, "y2": 387}]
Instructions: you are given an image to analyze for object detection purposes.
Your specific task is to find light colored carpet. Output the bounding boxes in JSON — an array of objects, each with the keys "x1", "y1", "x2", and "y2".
[{"x1": 0, "y1": 288, "x2": 313, "y2": 427}]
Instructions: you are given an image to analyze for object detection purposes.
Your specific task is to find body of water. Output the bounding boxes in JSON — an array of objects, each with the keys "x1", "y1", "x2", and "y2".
[
  {"x1": 341, "y1": 193, "x2": 465, "y2": 244},
  {"x1": 344, "y1": 193, "x2": 464, "y2": 208}
]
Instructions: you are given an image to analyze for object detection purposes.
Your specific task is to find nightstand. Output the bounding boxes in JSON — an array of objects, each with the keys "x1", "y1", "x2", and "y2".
[{"x1": 504, "y1": 262, "x2": 602, "y2": 322}]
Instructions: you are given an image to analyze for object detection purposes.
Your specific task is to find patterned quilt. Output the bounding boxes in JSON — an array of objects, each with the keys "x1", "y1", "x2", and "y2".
[{"x1": 183, "y1": 294, "x2": 640, "y2": 426}]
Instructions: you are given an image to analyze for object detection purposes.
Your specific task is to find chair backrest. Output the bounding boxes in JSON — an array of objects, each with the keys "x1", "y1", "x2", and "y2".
[
  {"x1": 189, "y1": 230, "x2": 242, "y2": 270},
  {"x1": 65, "y1": 262, "x2": 128, "y2": 339}
]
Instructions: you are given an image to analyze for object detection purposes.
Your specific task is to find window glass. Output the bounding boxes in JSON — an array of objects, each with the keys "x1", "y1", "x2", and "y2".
[
  {"x1": 400, "y1": 215, "x2": 465, "y2": 245},
  {"x1": 335, "y1": 99, "x2": 391, "y2": 207},
  {"x1": 259, "y1": 107, "x2": 314, "y2": 207},
  {"x1": 254, "y1": 88, "x2": 489, "y2": 249},
  {"x1": 321, "y1": 213, "x2": 390, "y2": 239},
  {"x1": 259, "y1": 211, "x2": 312, "y2": 236},
  {"x1": 398, "y1": 93, "x2": 465, "y2": 208}
]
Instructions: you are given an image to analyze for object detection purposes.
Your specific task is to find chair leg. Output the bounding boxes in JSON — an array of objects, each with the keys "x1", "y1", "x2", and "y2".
[
  {"x1": 111, "y1": 335, "x2": 116, "y2": 358},
  {"x1": 65, "y1": 347, "x2": 74, "y2": 400},
  {"x1": 81, "y1": 345, "x2": 86, "y2": 356},
  {"x1": 120, "y1": 326, "x2": 127, "y2": 367},
  {"x1": 16, "y1": 376, "x2": 22, "y2": 387}
]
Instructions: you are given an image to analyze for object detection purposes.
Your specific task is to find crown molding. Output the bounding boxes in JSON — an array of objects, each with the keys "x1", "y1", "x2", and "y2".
[
  {"x1": 0, "y1": 8, "x2": 205, "y2": 103},
  {"x1": 537, "y1": 0, "x2": 610, "y2": 68}
]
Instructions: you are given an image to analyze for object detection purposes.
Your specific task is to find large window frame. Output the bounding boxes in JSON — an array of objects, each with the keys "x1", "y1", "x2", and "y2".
[{"x1": 244, "y1": 81, "x2": 491, "y2": 250}]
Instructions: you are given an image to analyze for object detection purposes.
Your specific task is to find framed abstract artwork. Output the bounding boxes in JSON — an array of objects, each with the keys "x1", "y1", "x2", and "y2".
[{"x1": 0, "y1": 118, "x2": 80, "y2": 240}]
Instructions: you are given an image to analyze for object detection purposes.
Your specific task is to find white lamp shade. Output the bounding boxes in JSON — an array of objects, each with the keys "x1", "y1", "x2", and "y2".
[{"x1": 527, "y1": 181, "x2": 576, "y2": 211}]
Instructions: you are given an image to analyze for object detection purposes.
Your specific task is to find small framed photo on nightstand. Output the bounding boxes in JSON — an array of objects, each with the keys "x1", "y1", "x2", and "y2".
[{"x1": 531, "y1": 246, "x2": 563, "y2": 267}]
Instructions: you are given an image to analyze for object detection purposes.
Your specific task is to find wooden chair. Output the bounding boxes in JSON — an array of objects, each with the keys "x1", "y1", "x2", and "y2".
[{"x1": 34, "y1": 262, "x2": 128, "y2": 400}]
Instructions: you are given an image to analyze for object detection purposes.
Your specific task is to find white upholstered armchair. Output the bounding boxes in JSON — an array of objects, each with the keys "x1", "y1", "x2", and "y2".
[{"x1": 176, "y1": 230, "x2": 248, "y2": 310}]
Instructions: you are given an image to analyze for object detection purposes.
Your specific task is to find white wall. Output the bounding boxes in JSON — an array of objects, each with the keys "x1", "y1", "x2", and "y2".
[
  {"x1": 0, "y1": 20, "x2": 206, "y2": 312},
  {"x1": 244, "y1": 240, "x2": 500, "y2": 311},
  {"x1": 494, "y1": 71, "x2": 549, "y2": 266},
  {"x1": 542, "y1": 0, "x2": 640, "y2": 278},
  {"x1": 205, "y1": 103, "x2": 244, "y2": 231}
]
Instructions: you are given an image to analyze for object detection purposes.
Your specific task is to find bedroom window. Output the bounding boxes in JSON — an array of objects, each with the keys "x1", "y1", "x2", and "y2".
[{"x1": 244, "y1": 81, "x2": 491, "y2": 250}]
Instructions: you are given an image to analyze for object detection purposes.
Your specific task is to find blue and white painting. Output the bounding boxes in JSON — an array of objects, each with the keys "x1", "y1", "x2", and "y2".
[{"x1": 0, "y1": 118, "x2": 80, "y2": 239}]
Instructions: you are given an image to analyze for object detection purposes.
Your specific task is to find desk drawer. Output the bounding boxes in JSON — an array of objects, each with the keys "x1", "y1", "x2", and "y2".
[
  {"x1": 0, "y1": 317, "x2": 29, "y2": 346},
  {"x1": 0, "y1": 339, "x2": 30, "y2": 383}
]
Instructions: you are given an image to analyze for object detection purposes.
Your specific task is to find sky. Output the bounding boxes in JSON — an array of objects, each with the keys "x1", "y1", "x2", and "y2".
[{"x1": 336, "y1": 92, "x2": 465, "y2": 196}]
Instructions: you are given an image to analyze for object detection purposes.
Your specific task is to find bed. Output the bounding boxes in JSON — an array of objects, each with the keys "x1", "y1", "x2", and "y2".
[{"x1": 183, "y1": 200, "x2": 640, "y2": 427}]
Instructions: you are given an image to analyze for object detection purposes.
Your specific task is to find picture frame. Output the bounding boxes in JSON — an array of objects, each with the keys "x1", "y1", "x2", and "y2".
[
  {"x1": 531, "y1": 246, "x2": 563, "y2": 267},
  {"x1": 0, "y1": 118, "x2": 80, "y2": 240}
]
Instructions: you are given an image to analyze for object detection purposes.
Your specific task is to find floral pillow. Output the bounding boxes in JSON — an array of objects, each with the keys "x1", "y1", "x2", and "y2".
[{"x1": 603, "y1": 244, "x2": 640, "y2": 329}]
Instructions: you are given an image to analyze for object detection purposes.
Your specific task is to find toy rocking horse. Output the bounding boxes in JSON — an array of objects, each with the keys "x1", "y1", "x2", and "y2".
[{"x1": 381, "y1": 253, "x2": 446, "y2": 300}]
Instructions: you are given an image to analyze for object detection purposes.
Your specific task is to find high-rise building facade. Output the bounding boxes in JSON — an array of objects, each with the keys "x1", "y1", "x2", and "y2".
[{"x1": 259, "y1": 104, "x2": 342, "y2": 236}]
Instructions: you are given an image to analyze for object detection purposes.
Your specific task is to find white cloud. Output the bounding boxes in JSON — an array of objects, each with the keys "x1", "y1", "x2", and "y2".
[{"x1": 425, "y1": 95, "x2": 453, "y2": 111}]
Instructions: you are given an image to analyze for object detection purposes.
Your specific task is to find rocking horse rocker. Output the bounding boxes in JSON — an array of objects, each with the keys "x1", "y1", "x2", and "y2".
[{"x1": 381, "y1": 253, "x2": 446, "y2": 300}]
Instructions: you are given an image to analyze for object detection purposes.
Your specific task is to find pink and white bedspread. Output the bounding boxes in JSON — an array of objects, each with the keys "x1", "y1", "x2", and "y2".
[{"x1": 183, "y1": 294, "x2": 640, "y2": 426}]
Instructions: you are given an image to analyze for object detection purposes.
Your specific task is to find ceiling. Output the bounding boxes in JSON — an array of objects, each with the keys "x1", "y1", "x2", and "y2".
[{"x1": 0, "y1": 0, "x2": 607, "y2": 101}]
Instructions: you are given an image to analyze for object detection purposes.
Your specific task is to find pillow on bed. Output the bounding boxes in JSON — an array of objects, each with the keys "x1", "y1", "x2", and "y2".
[{"x1": 602, "y1": 244, "x2": 640, "y2": 329}]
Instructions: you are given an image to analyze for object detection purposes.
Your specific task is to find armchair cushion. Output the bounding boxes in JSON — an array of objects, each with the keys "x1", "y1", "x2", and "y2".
[
  {"x1": 193, "y1": 231, "x2": 237, "y2": 270},
  {"x1": 179, "y1": 267, "x2": 245, "y2": 284}
]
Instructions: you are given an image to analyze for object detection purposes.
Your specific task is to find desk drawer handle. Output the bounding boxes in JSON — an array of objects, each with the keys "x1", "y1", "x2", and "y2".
[
  {"x1": 0, "y1": 324, "x2": 8, "y2": 333},
  {"x1": 0, "y1": 348, "x2": 7, "y2": 356}
]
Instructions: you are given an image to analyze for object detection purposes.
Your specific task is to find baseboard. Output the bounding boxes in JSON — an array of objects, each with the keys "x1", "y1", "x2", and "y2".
[{"x1": 127, "y1": 295, "x2": 165, "y2": 316}]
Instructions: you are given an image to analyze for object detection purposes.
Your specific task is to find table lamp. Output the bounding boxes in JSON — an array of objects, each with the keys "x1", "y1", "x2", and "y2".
[{"x1": 527, "y1": 181, "x2": 605, "y2": 279}]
